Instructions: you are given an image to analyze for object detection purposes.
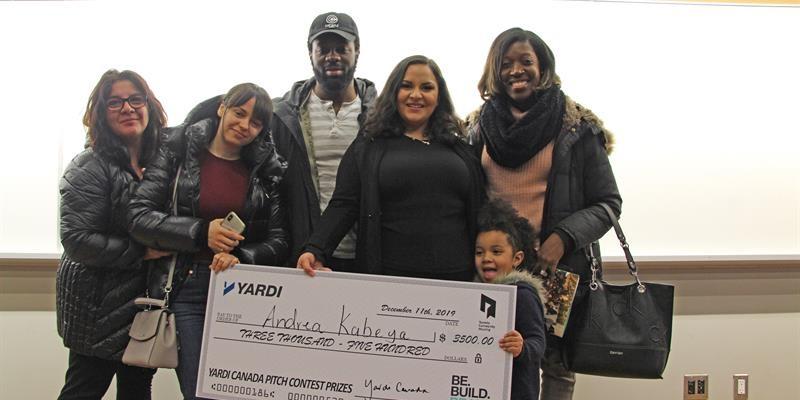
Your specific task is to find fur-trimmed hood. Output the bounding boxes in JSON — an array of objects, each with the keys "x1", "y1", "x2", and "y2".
[
  {"x1": 561, "y1": 96, "x2": 614, "y2": 154},
  {"x1": 466, "y1": 95, "x2": 614, "y2": 155},
  {"x1": 492, "y1": 270, "x2": 547, "y2": 312}
]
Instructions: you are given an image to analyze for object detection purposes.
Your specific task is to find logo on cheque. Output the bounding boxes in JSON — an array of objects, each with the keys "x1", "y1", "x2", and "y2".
[
  {"x1": 479, "y1": 294, "x2": 496, "y2": 318},
  {"x1": 223, "y1": 281, "x2": 236, "y2": 296},
  {"x1": 222, "y1": 281, "x2": 283, "y2": 297}
]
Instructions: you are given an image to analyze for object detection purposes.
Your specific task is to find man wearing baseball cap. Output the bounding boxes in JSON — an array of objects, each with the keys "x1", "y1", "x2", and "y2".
[{"x1": 272, "y1": 12, "x2": 376, "y2": 272}]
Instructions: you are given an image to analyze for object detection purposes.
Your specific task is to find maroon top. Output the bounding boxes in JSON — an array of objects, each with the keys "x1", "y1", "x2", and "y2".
[{"x1": 195, "y1": 150, "x2": 249, "y2": 262}]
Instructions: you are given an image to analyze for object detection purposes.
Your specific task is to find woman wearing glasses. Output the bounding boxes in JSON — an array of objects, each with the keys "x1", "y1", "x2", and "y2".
[
  {"x1": 56, "y1": 69, "x2": 169, "y2": 399},
  {"x1": 128, "y1": 83, "x2": 287, "y2": 400}
]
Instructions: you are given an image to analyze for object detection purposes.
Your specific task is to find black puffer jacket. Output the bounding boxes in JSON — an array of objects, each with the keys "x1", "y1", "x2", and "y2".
[
  {"x1": 271, "y1": 78, "x2": 377, "y2": 265},
  {"x1": 56, "y1": 146, "x2": 147, "y2": 360},
  {"x1": 128, "y1": 98, "x2": 288, "y2": 299},
  {"x1": 468, "y1": 97, "x2": 622, "y2": 282}
]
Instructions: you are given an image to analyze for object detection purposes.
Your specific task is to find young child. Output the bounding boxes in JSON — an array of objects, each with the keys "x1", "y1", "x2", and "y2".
[{"x1": 475, "y1": 199, "x2": 547, "y2": 400}]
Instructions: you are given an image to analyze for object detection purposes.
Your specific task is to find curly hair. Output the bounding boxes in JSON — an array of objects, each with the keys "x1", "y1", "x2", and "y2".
[
  {"x1": 477, "y1": 198, "x2": 537, "y2": 271},
  {"x1": 362, "y1": 55, "x2": 463, "y2": 145},
  {"x1": 83, "y1": 69, "x2": 167, "y2": 165}
]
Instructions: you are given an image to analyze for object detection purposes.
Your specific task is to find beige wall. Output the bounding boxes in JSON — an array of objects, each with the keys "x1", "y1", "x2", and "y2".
[{"x1": 1, "y1": 262, "x2": 798, "y2": 399}]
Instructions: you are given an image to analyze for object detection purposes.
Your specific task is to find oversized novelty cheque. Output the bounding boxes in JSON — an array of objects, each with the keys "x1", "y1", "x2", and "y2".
[{"x1": 197, "y1": 265, "x2": 516, "y2": 400}]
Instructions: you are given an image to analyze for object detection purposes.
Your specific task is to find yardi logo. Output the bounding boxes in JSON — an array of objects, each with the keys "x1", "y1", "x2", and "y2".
[
  {"x1": 223, "y1": 281, "x2": 235, "y2": 296},
  {"x1": 223, "y1": 281, "x2": 284, "y2": 297}
]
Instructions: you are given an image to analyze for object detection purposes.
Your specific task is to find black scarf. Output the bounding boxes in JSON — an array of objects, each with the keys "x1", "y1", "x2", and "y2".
[{"x1": 479, "y1": 86, "x2": 566, "y2": 168}]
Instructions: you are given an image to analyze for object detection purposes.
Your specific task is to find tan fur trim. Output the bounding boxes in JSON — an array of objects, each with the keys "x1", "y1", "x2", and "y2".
[
  {"x1": 465, "y1": 96, "x2": 616, "y2": 155},
  {"x1": 563, "y1": 96, "x2": 615, "y2": 155},
  {"x1": 465, "y1": 109, "x2": 481, "y2": 128},
  {"x1": 494, "y1": 270, "x2": 547, "y2": 313}
]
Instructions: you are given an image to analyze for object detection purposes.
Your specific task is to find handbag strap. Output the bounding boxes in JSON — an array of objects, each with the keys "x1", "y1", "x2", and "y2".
[
  {"x1": 588, "y1": 203, "x2": 645, "y2": 293},
  {"x1": 161, "y1": 164, "x2": 182, "y2": 306}
]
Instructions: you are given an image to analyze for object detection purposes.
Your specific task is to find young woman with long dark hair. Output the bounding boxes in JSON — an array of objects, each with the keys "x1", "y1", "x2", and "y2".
[
  {"x1": 297, "y1": 55, "x2": 484, "y2": 280},
  {"x1": 128, "y1": 83, "x2": 287, "y2": 399}
]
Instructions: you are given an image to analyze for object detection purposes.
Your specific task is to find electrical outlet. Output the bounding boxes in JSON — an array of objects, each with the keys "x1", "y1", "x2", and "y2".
[
  {"x1": 733, "y1": 374, "x2": 748, "y2": 400},
  {"x1": 684, "y1": 374, "x2": 709, "y2": 400}
]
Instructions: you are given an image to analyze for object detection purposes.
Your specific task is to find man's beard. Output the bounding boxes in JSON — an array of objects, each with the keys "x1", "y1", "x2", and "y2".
[{"x1": 313, "y1": 62, "x2": 357, "y2": 94}]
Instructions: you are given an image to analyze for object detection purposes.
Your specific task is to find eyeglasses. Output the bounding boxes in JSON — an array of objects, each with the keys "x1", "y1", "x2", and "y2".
[{"x1": 106, "y1": 94, "x2": 147, "y2": 110}]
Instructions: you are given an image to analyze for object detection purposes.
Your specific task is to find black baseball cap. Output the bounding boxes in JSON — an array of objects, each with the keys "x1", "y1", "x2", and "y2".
[{"x1": 308, "y1": 12, "x2": 359, "y2": 44}]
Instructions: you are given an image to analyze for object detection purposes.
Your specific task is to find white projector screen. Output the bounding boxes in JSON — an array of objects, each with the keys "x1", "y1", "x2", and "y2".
[{"x1": 1, "y1": 0, "x2": 798, "y2": 258}]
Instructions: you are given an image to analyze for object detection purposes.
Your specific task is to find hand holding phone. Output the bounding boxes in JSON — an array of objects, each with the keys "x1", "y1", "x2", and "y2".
[
  {"x1": 209, "y1": 212, "x2": 245, "y2": 253},
  {"x1": 220, "y1": 211, "x2": 245, "y2": 234}
]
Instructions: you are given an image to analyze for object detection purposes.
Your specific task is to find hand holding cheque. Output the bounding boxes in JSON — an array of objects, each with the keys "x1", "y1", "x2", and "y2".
[{"x1": 197, "y1": 265, "x2": 517, "y2": 400}]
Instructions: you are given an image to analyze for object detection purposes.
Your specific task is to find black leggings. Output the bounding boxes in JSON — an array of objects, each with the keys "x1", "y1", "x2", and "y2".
[{"x1": 58, "y1": 350, "x2": 155, "y2": 400}]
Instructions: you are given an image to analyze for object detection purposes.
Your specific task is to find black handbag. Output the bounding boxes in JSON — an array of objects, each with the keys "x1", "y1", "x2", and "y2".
[{"x1": 562, "y1": 203, "x2": 674, "y2": 379}]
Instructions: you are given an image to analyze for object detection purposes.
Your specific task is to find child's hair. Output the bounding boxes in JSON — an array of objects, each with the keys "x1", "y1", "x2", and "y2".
[{"x1": 477, "y1": 199, "x2": 536, "y2": 271}]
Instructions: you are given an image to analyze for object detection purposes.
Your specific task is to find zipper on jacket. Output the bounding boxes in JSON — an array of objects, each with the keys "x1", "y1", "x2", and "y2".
[
  {"x1": 243, "y1": 167, "x2": 261, "y2": 224},
  {"x1": 539, "y1": 128, "x2": 570, "y2": 241}
]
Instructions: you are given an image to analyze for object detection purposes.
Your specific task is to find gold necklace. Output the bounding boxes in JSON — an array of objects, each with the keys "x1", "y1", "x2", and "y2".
[{"x1": 404, "y1": 134, "x2": 430, "y2": 145}]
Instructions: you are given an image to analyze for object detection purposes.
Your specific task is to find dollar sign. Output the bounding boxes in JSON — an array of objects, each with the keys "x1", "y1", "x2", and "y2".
[{"x1": 439, "y1": 333, "x2": 446, "y2": 342}]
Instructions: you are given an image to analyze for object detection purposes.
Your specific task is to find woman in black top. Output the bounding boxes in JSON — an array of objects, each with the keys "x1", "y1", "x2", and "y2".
[
  {"x1": 57, "y1": 69, "x2": 169, "y2": 399},
  {"x1": 298, "y1": 55, "x2": 484, "y2": 280}
]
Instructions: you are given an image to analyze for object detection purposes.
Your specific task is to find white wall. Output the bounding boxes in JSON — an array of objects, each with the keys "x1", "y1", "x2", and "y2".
[{"x1": 0, "y1": 0, "x2": 798, "y2": 257}]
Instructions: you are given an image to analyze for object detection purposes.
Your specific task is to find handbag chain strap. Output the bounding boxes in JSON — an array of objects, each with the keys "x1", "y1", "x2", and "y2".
[
  {"x1": 161, "y1": 164, "x2": 182, "y2": 306},
  {"x1": 587, "y1": 244, "x2": 601, "y2": 290},
  {"x1": 589, "y1": 203, "x2": 645, "y2": 293}
]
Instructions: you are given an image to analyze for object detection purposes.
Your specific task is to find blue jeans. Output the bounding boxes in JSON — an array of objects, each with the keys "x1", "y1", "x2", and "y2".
[{"x1": 171, "y1": 265, "x2": 212, "y2": 400}]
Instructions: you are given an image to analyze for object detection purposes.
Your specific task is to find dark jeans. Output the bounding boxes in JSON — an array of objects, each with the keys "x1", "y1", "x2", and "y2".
[
  {"x1": 58, "y1": 350, "x2": 155, "y2": 400},
  {"x1": 172, "y1": 265, "x2": 213, "y2": 400},
  {"x1": 540, "y1": 335, "x2": 577, "y2": 400}
]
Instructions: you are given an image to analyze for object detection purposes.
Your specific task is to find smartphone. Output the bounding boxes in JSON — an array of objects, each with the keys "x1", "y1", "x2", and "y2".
[{"x1": 220, "y1": 211, "x2": 246, "y2": 234}]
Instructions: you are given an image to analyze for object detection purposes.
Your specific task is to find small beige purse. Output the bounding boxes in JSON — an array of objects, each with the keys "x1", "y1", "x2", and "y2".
[
  {"x1": 122, "y1": 164, "x2": 182, "y2": 369},
  {"x1": 122, "y1": 296, "x2": 178, "y2": 368}
]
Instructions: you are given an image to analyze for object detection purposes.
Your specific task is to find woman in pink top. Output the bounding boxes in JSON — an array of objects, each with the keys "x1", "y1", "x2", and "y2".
[{"x1": 467, "y1": 27, "x2": 622, "y2": 400}]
